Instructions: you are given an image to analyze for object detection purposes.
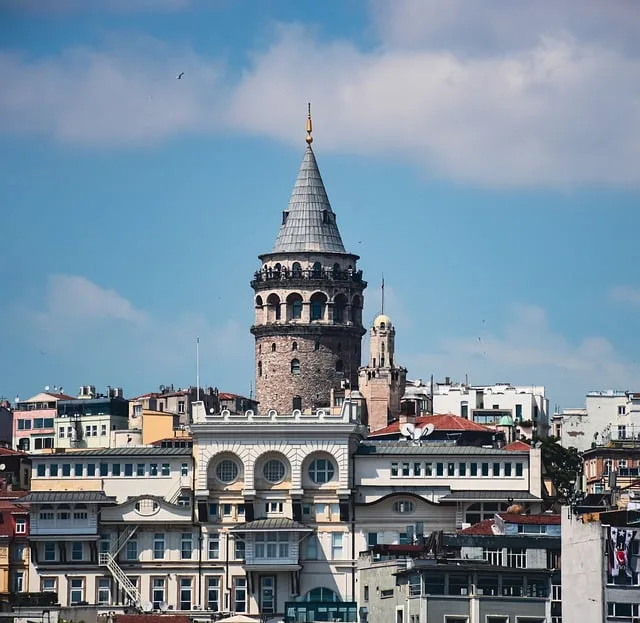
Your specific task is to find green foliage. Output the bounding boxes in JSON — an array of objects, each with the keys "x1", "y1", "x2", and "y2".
[{"x1": 540, "y1": 436, "x2": 583, "y2": 503}]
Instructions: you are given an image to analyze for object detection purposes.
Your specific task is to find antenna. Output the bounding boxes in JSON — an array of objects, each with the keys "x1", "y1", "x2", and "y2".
[
  {"x1": 381, "y1": 275, "x2": 385, "y2": 315},
  {"x1": 196, "y1": 337, "x2": 200, "y2": 402}
]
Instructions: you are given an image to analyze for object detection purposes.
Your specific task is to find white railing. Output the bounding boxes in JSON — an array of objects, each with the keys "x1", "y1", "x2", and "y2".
[
  {"x1": 99, "y1": 552, "x2": 142, "y2": 608},
  {"x1": 111, "y1": 524, "x2": 138, "y2": 557}
]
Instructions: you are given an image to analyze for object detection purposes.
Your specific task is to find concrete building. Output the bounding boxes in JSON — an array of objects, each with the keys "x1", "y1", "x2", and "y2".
[
  {"x1": 55, "y1": 390, "x2": 129, "y2": 450},
  {"x1": 0, "y1": 488, "x2": 29, "y2": 599},
  {"x1": 563, "y1": 506, "x2": 640, "y2": 623},
  {"x1": 432, "y1": 380, "x2": 549, "y2": 440},
  {"x1": 250, "y1": 113, "x2": 367, "y2": 414},
  {"x1": 554, "y1": 390, "x2": 640, "y2": 452},
  {"x1": 358, "y1": 314, "x2": 407, "y2": 433},
  {"x1": 13, "y1": 391, "x2": 74, "y2": 453}
]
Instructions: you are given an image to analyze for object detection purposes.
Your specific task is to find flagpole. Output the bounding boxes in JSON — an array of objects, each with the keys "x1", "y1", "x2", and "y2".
[{"x1": 196, "y1": 337, "x2": 200, "y2": 402}]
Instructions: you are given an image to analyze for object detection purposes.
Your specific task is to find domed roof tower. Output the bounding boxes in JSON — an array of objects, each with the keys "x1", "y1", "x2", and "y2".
[{"x1": 250, "y1": 106, "x2": 367, "y2": 414}]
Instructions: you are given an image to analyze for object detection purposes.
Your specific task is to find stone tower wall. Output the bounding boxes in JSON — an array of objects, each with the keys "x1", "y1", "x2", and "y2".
[{"x1": 255, "y1": 334, "x2": 362, "y2": 414}]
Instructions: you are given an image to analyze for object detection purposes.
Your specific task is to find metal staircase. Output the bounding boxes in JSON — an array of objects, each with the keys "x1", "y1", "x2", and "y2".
[{"x1": 99, "y1": 525, "x2": 143, "y2": 609}]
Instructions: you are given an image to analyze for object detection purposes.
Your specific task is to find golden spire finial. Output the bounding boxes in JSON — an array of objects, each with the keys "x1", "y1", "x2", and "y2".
[{"x1": 306, "y1": 102, "x2": 313, "y2": 145}]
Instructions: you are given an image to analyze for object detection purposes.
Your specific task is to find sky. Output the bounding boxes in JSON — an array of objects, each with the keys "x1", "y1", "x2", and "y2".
[{"x1": 1, "y1": 0, "x2": 639, "y2": 411}]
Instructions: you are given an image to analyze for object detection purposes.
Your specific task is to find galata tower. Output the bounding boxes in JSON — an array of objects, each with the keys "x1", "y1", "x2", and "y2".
[{"x1": 250, "y1": 107, "x2": 367, "y2": 414}]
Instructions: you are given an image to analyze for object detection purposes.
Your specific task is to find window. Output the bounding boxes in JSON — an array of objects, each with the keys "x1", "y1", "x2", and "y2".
[
  {"x1": 36, "y1": 464, "x2": 46, "y2": 477},
  {"x1": 71, "y1": 542, "x2": 83, "y2": 561},
  {"x1": 13, "y1": 543, "x2": 25, "y2": 561},
  {"x1": 461, "y1": 401, "x2": 469, "y2": 418},
  {"x1": 481, "y1": 463, "x2": 489, "y2": 476},
  {"x1": 208, "y1": 534, "x2": 219, "y2": 559},
  {"x1": 112, "y1": 463, "x2": 121, "y2": 477},
  {"x1": 58, "y1": 427, "x2": 65, "y2": 438},
  {"x1": 99, "y1": 534, "x2": 111, "y2": 555},
  {"x1": 367, "y1": 532, "x2": 378, "y2": 548},
  {"x1": 181, "y1": 462, "x2": 189, "y2": 477},
  {"x1": 309, "y1": 458, "x2": 335, "y2": 484},
  {"x1": 414, "y1": 462, "x2": 422, "y2": 476},
  {"x1": 448, "y1": 574, "x2": 468, "y2": 596},
  {"x1": 470, "y1": 462, "x2": 478, "y2": 476},
  {"x1": 159, "y1": 463, "x2": 170, "y2": 476},
  {"x1": 493, "y1": 462, "x2": 501, "y2": 476},
  {"x1": 233, "y1": 577, "x2": 247, "y2": 612},
  {"x1": 459, "y1": 462, "x2": 467, "y2": 476},
  {"x1": 483, "y1": 548, "x2": 503, "y2": 566},
  {"x1": 436, "y1": 463, "x2": 444, "y2": 476},
  {"x1": 12, "y1": 571, "x2": 24, "y2": 593},
  {"x1": 364, "y1": 585, "x2": 369, "y2": 601},
  {"x1": 41, "y1": 577, "x2": 57, "y2": 593},
  {"x1": 255, "y1": 533, "x2": 288, "y2": 558},
  {"x1": 515, "y1": 404, "x2": 523, "y2": 421},
  {"x1": 125, "y1": 539, "x2": 138, "y2": 561},
  {"x1": 179, "y1": 577, "x2": 192, "y2": 610},
  {"x1": 391, "y1": 462, "x2": 399, "y2": 477},
  {"x1": 618, "y1": 425, "x2": 627, "y2": 439},
  {"x1": 263, "y1": 459, "x2": 286, "y2": 483},
  {"x1": 265, "y1": 501, "x2": 284, "y2": 514},
  {"x1": 100, "y1": 463, "x2": 109, "y2": 477},
  {"x1": 424, "y1": 573, "x2": 445, "y2": 595},
  {"x1": 291, "y1": 358, "x2": 301, "y2": 375},
  {"x1": 506, "y1": 547, "x2": 526, "y2": 568},
  {"x1": 392, "y1": 500, "x2": 415, "y2": 514},
  {"x1": 207, "y1": 577, "x2": 221, "y2": 611},
  {"x1": 15, "y1": 518, "x2": 26, "y2": 534},
  {"x1": 87, "y1": 463, "x2": 96, "y2": 477},
  {"x1": 134, "y1": 463, "x2": 144, "y2": 476},
  {"x1": 517, "y1": 524, "x2": 546, "y2": 534},
  {"x1": 607, "y1": 602, "x2": 640, "y2": 617},
  {"x1": 44, "y1": 542, "x2": 56, "y2": 561},
  {"x1": 39, "y1": 509, "x2": 54, "y2": 521},
  {"x1": 152, "y1": 577, "x2": 166, "y2": 609},
  {"x1": 425, "y1": 462, "x2": 433, "y2": 476},
  {"x1": 50, "y1": 464, "x2": 58, "y2": 477},
  {"x1": 178, "y1": 400, "x2": 186, "y2": 414},
  {"x1": 305, "y1": 535, "x2": 319, "y2": 559},
  {"x1": 515, "y1": 462, "x2": 523, "y2": 477},
  {"x1": 314, "y1": 340, "x2": 320, "y2": 351},
  {"x1": 234, "y1": 538, "x2": 245, "y2": 560},
  {"x1": 69, "y1": 577, "x2": 85, "y2": 605},
  {"x1": 153, "y1": 533, "x2": 165, "y2": 559},
  {"x1": 150, "y1": 463, "x2": 158, "y2": 476},
  {"x1": 181, "y1": 532, "x2": 192, "y2": 559},
  {"x1": 448, "y1": 463, "x2": 455, "y2": 476},
  {"x1": 331, "y1": 533, "x2": 344, "y2": 559},
  {"x1": 100, "y1": 424, "x2": 107, "y2": 436},
  {"x1": 97, "y1": 578, "x2": 111, "y2": 605},
  {"x1": 216, "y1": 459, "x2": 239, "y2": 483},
  {"x1": 402, "y1": 462, "x2": 410, "y2": 476}
]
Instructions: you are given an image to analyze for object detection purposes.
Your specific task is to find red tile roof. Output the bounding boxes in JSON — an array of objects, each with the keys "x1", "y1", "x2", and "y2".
[
  {"x1": 0, "y1": 447, "x2": 29, "y2": 456},
  {"x1": 369, "y1": 414, "x2": 494, "y2": 436},
  {"x1": 503, "y1": 441, "x2": 531, "y2": 452},
  {"x1": 498, "y1": 513, "x2": 561, "y2": 525},
  {"x1": 460, "y1": 519, "x2": 495, "y2": 535},
  {"x1": 48, "y1": 392, "x2": 75, "y2": 400}
]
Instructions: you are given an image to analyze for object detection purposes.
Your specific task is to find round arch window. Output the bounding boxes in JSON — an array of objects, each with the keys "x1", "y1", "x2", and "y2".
[
  {"x1": 308, "y1": 458, "x2": 335, "y2": 484},
  {"x1": 392, "y1": 500, "x2": 415, "y2": 514},
  {"x1": 263, "y1": 459, "x2": 286, "y2": 484},
  {"x1": 216, "y1": 459, "x2": 239, "y2": 484}
]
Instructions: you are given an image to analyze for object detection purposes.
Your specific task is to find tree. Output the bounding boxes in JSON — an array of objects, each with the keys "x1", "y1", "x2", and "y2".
[{"x1": 539, "y1": 436, "x2": 583, "y2": 503}]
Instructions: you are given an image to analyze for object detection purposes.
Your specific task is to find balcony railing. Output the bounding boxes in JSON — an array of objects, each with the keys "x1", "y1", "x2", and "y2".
[{"x1": 252, "y1": 267, "x2": 365, "y2": 286}]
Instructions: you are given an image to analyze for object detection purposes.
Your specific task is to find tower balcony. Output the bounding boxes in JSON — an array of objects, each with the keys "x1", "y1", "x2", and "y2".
[{"x1": 251, "y1": 267, "x2": 366, "y2": 291}]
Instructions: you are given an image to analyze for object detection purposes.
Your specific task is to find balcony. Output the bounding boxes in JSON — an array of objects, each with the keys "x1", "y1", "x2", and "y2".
[
  {"x1": 285, "y1": 601, "x2": 357, "y2": 623},
  {"x1": 252, "y1": 267, "x2": 366, "y2": 288}
]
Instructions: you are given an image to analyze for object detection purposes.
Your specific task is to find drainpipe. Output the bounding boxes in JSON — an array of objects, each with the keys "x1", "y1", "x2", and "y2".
[
  {"x1": 350, "y1": 449, "x2": 356, "y2": 602},
  {"x1": 197, "y1": 527, "x2": 203, "y2": 609}
]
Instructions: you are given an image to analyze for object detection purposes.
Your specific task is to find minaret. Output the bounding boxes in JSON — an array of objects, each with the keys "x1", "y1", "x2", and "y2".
[
  {"x1": 358, "y1": 284, "x2": 407, "y2": 432},
  {"x1": 250, "y1": 105, "x2": 367, "y2": 414}
]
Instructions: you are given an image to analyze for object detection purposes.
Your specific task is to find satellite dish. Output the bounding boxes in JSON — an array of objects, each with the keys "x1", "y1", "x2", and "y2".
[
  {"x1": 0, "y1": 464, "x2": 5, "y2": 471},
  {"x1": 44, "y1": 386, "x2": 50, "y2": 391},
  {"x1": 413, "y1": 427, "x2": 424, "y2": 440},
  {"x1": 209, "y1": 408, "x2": 215, "y2": 414},
  {"x1": 423, "y1": 423, "x2": 435, "y2": 437},
  {"x1": 142, "y1": 601, "x2": 153, "y2": 613},
  {"x1": 160, "y1": 602, "x2": 169, "y2": 612},
  {"x1": 400, "y1": 423, "x2": 415, "y2": 438}
]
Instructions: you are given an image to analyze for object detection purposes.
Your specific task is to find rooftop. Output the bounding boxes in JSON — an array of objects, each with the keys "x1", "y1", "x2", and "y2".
[
  {"x1": 439, "y1": 490, "x2": 540, "y2": 502},
  {"x1": 230, "y1": 518, "x2": 311, "y2": 532},
  {"x1": 369, "y1": 414, "x2": 495, "y2": 437},
  {"x1": 31, "y1": 447, "x2": 192, "y2": 458},
  {"x1": 498, "y1": 512, "x2": 561, "y2": 525},
  {"x1": 460, "y1": 519, "x2": 495, "y2": 535},
  {"x1": 356, "y1": 442, "x2": 527, "y2": 456},
  {"x1": 271, "y1": 145, "x2": 346, "y2": 254},
  {"x1": 503, "y1": 440, "x2": 532, "y2": 452},
  {"x1": 20, "y1": 490, "x2": 116, "y2": 504}
]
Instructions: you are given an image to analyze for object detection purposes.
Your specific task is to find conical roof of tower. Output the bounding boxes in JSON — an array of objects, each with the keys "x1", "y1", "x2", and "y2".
[{"x1": 272, "y1": 145, "x2": 346, "y2": 254}]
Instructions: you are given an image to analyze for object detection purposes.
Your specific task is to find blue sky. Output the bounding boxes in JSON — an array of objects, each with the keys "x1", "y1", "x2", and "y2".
[{"x1": 1, "y1": 0, "x2": 639, "y2": 410}]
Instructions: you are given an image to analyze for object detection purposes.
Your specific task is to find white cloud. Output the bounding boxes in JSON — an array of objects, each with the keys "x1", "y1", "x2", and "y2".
[
  {"x1": 1, "y1": 2, "x2": 640, "y2": 186},
  {"x1": 403, "y1": 304, "x2": 640, "y2": 409},
  {"x1": 610, "y1": 285, "x2": 640, "y2": 308}
]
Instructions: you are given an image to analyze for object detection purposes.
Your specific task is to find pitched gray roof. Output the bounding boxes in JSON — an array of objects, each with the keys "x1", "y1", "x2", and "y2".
[
  {"x1": 272, "y1": 146, "x2": 346, "y2": 254},
  {"x1": 356, "y1": 442, "x2": 528, "y2": 456},
  {"x1": 438, "y1": 490, "x2": 540, "y2": 501},
  {"x1": 230, "y1": 518, "x2": 311, "y2": 532},
  {"x1": 20, "y1": 491, "x2": 116, "y2": 504},
  {"x1": 31, "y1": 447, "x2": 191, "y2": 459}
]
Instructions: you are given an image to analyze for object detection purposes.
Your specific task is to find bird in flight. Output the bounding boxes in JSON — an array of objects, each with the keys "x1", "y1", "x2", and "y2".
[{"x1": 177, "y1": 72, "x2": 184, "y2": 80}]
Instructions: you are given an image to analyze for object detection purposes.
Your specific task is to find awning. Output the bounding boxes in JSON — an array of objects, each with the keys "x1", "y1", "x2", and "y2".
[{"x1": 229, "y1": 518, "x2": 311, "y2": 533}]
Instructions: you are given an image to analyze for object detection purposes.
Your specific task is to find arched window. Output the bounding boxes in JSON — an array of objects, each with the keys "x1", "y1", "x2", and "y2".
[
  {"x1": 333, "y1": 294, "x2": 347, "y2": 323},
  {"x1": 258, "y1": 344, "x2": 262, "y2": 354},
  {"x1": 308, "y1": 458, "x2": 335, "y2": 484},
  {"x1": 292, "y1": 395, "x2": 302, "y2": 411},
  {"x1": 336, "y1": 359, "x2": 344, "y2": 373},
  {"x1": 255, "y1": 295, "x2": 263, "y2": 307},
  {"x1": 310, "y1": 293, "x2": 327, "y2": 321},
  {"x1": 271, "y1": 343, "x2": 277, "y2": 352},
  {"x1": 314, "y1": 340, "x2": 320, "y2": 351},
  {"x1": 292, "y1": 262, "x2": 302, "y2": 278},
  {"x1": 312, "y1": 262, "x2": 322, "y2": 278},
  {"x1": 306, "y1": 587, "x2": 340, "y2": 602},
  {"x1": 287, "y1": 293, "x2": 303, "y2": 320},
  {"x1": 332, "y1": 263, "x2": 341, "y2": 278},
  {"x1": 351, "y1": 295, "x2": 362, "y2": 324},
  {"x1": 266, "y1": 293, "x2": 281, "y2": 322},
  {"x1": 258, "y1": 361, "x2": 262, "y2": 377},
  {"x1": 291, "y1": 359, "x2": 300, "y2": 375},
  {"x1": 292, "y1": 341, "x2": 298, "y2": 351}
]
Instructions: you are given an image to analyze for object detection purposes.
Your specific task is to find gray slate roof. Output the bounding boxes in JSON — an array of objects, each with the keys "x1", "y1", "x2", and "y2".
[
  {"x1": 438, "y1": 490, "x2": 540, "y2": 501},
  {"x1": 356, "y1": 442, "x2": 528, "y2": 456},
  {"x1": 31, "y1": 447, "x2": 191, "y2": 459},
  {"x1": 230, "y1": 518, "x2": 311, "y2": 532},
  {"x1": 20, "y1": 491, "x2": 116, "y2": 504},
  {"x1": 272, "y1": 146, "x2": 346, "y2": 254}
]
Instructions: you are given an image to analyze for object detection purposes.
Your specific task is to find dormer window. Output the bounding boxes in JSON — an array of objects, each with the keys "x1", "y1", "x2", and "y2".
[{"x1": 282, "y1": 211, "x2": 289, "y2": 225}]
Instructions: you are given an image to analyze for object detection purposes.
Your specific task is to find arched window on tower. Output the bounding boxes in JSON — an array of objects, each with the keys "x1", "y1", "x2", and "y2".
[
  {"x1": 351, "y1": 295, "x2": 362, "y2": 324},
  {"x1": 292, "y1": 262, "x2": 302, "y2": 278},
  {"x1": 291, "y1": 359, "x2": 301, "y2": 376},
  {"x1": 271, "y1": 343, "x2": 277, "y2": 352},
  {"x1": 287, "y1": 293, "x2": 303, "y2": 321},
  {"x1": 312, "y1": 262, "x2": 322, "y2": 278},
  {"x1": 333, "y1": 293, "x2": 347, "y2": 323},
  {"x1": 292, "y1": 395, "x2": 302, "y2": 411},
  {"x1": 292, "y1": 341, "x2": 298, "y2": 351},
  {"x1": 332, "y1": 263, "x2": 341, "y2": 279},
  {"x1": 314, "y1": 340, "x2": 320, "y2": 351},
  {"x1": 266, "y1": 293, "x2": 281, "y2": 322},
  {"x1": 258, "y1": 361, "x2": 262, "y2": 377},
  {"x1": 310, "y1": 293, "x2": 327, "y2": 321}
]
